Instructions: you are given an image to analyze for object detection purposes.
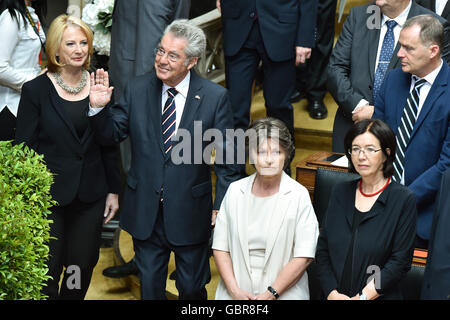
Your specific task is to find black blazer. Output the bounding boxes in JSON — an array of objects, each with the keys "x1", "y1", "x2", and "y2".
[
  {"x1": 421, "y1": 168, "x2": 450, "y2": 299},
  {"x1": 219, "y1": 0, "x2": 317, "y2": 61},
  {"x1": 416, "y1": 0, "x2": 450, "y2": 21},
  {"x1": 15, "y1": 74, "x2": 121, "y2": 206},
  {"x1": 316, "y1": 180, "x2": 417, "y2": 299},
  {"x1": 328, "y1": 1, "x2": 450, "y2": 152},
  {"x1": 89, "y1": 70, "x2": 240, "y2": 245}
]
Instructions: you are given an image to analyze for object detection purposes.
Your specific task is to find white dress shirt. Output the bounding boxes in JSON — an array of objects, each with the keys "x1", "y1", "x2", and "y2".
[
  {"x1": 436, "y1": 0, "x2": 448, "y2": 16},
  {"x1": 354, "y1": 1, "x2": 412, "y2": 111},
  {"x1": 0, "y1": 7, "x2": 45, "y2": 116}
]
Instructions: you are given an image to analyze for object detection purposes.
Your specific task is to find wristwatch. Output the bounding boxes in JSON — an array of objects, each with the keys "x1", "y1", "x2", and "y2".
[
  {"x1": 359, "y1": 292, "x2": 367, "y2": 300},
  {"x1": 267, "y1": 286, "x2": 280, "y2": 299}
]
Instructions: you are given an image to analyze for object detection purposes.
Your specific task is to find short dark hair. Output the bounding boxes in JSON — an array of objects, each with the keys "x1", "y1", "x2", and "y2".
[
  {"x1": 344, "y1": 119, "x2": 396, "y2": 178},
  {"x1": 403, "y1": 14, "x2": 444, "y2": 52},
  {"x1": 246, "y1": 117, "x2": 294, "y2": 170}
]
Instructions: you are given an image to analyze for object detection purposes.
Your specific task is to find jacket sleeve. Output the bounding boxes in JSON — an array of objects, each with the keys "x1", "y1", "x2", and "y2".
[
  {"x1": 327, "y1": 8, "x2": 366, "y2": 117},
  {"x1": 100, "y1": 144, "x2": 122, "y2": 194},
  {"x1": 377, "y1": 191, "x2": 417, "y2": 294},
  {"x1": 89, "y1": 80, "x2": 131, "y2": 147},
  {"x1": 211, "y1": 89, "x2": 242, "y2": 211},
  {"x1": 296, "y1": 0, "x2": 318, "y2": 48},
  {"x1": 14, "y1": 80, "x2": 40, "y2": 150},
  {"x1": 315, "y1": 186, "x2": 340, "y2": 297}
]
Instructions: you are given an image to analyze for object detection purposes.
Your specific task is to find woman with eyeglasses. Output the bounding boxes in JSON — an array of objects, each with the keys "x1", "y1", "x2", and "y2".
[{"x1": 316, "y1": 119, "x2": 417, "y2": 300}]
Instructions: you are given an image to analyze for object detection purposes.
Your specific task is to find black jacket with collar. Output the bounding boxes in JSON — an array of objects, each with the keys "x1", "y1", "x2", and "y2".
[
  {"x1": 15, "y1": 73, "x2": 121, "y2": 206},
  {"x1": 316, "y1": 179, "x2": 417, "y2": 299}
]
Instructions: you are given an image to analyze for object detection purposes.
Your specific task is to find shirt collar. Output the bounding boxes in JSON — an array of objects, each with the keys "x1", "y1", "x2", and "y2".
[
  {"x1": 162, "y1": 71, "x2": 190, "y2": 99},
  {"x1": 412, "y1": 59, "x2": 444, "y2": 86},
  {"x1": 381, "y1": 0, "x2": 412, "y2": 28}
]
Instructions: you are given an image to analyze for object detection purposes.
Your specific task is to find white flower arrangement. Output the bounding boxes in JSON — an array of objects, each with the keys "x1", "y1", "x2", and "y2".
[{"x1": 82, "y1": 0, "x2": 114, "y2": 56}]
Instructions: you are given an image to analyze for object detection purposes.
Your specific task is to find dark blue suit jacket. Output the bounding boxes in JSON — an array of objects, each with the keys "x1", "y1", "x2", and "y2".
[
  {"x1": 373, "y1": 62, "x2": 450, "y2": 240},
  {"x1": 421, "y1": 168, "x2": 450, "y2": 299},
  {"x1": 90, "y1": 70, "x2": 239, "y2": 245},
  {"x1": 220, "y1": 0, "x2": 317, "y2": 61}
]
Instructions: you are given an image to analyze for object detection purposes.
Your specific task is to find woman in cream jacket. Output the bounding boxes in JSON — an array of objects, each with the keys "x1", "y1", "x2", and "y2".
[{"x1": 213, "y1": 117, "x2": 319, "y2": 300}]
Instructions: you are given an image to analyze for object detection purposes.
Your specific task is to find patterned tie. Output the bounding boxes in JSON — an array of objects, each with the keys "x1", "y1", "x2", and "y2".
[
  {"x1": 162, "y1": 87, "x2": 178, "y2": 154},
  {"x1": 373, "y1": 20, "x2": 397, "y2": 102},
  {"x1": 392, "y1": 77, "x2": 427, "y2": 182}
]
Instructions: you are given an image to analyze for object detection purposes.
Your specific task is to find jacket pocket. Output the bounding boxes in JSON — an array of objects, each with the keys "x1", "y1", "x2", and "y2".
[{"x1": 191, "y1": 180, "x2": 212, "y2": 198}]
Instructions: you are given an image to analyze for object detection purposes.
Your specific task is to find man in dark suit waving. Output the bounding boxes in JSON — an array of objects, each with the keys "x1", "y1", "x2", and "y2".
[
  {"x1": 88, "y1": 20, "x2": 239, "y2": 299},
  {"x1": 217, "y1": 0, "x2": 318, "y2": 175},
  {"x1": 328, "y1": 0, "x2": 449, "y2": 152},
  {"x1": 373, "y1": 14, "x2": 450, "y2": 248}
]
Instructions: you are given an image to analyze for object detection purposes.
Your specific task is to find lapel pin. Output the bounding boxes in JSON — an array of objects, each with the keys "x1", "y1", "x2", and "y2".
[{"x1": 195, "y1": 95, "x2": 201, "y2": 100}]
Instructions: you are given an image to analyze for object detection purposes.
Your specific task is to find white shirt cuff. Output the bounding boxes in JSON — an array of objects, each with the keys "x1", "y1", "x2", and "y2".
[
  {"x1": 88, "y1": 105, "x2": 104, "y2": 116},
  {"x1": 353, "y1": 99, "x2": 370, "y2": 113}
]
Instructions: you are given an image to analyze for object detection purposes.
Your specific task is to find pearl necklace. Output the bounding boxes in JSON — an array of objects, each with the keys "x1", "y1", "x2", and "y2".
[{"x1": 54, "y1": 71, "x2": 88, "y2": 94}]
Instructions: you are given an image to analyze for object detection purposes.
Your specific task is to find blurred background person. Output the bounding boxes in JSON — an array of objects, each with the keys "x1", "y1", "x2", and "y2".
[
  {"x1": 15, "y1": 14, "x2": 121, "y2": 300},
  {"x1": 213, "y1": 117, "x2": 319, "y2": 300},
  {"x1": 416, "y1": 0, "x2": 449, "y2": 22},
  {"x1": 0, "y1": 0, "x2": 46, "y2": 141},
  {"x1": 316, "y1": 119, "x2": 417, "y2": 300}
]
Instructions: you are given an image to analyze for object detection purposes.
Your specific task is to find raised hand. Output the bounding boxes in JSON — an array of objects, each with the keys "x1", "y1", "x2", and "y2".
[{"x1": 90, "y1": 68, "x2": 114, "y2": 108}]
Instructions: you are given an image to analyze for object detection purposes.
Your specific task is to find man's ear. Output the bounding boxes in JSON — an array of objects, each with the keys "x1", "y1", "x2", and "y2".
[
  {"x1": 187, "y1": 56, "x2": 199, "y2": 70},
  {"x1": 429, "y1": 44, "x2": 440, "y2": 59}
]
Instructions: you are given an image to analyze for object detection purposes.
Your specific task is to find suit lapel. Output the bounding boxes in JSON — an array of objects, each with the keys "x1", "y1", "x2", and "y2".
[
  {"x1": 148, "y1": 74, "x2": 164, "y2": 155},
  {"x1": 368, "y1": 11, "x2": 381, "y2": 82},
  {"x1": 263, "y1": 172, "x2": 291, "y2": 268},
  {"x1": 176, "y1": 70, "x2": 203, "y2": 133},
  {"x1": 442, "y1": 1, "x2": 450, "y2": 19},
  {"x1": 48, "y1": 82, "x2": 81, "y2": 144},
  {"x1": 410, "y1": 64, "x2": 448, "y2": 141},
  {"x1": 237, "y1": 175, "x2": 254, "y2": 277}
]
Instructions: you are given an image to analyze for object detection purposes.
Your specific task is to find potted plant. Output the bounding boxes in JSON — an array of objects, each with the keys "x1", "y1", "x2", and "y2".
[{"x1": 0, "y1": 141, "x2": 56, "y2": 300}]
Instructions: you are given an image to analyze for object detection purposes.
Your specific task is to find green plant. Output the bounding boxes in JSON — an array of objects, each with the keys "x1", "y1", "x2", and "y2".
[{"x1": 0, "y1": 141, "x2": 56, "y2": 300}]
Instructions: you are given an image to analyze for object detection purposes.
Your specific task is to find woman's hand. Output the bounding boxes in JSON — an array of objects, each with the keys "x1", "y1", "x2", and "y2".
[
  {"x1": 90, "y1": 69, "x2": 114, "y2": 108},
  {"x1": 104, "y1": 193, "x2": 119, "y2": 224},
  {"x1": 230, "y1": 288, "x2": 256, "y2": 300},
  {"x1": 254, "y1": 290, "x2": 277, "y2": 300},
  {"x1": 327, "y1": 289, "x2": 351, "y2": 300}
]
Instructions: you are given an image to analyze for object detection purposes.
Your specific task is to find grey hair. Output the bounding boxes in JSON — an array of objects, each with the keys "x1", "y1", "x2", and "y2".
[
  {"x1": 246, "y1": 117, "x2": 295, "y2": 170},
  {"x1": 403, "y1": 14, "x2": 444, "y2": 51},
  {"x1": 163, "y1": 19, "x2": 206, "y2": 65}
]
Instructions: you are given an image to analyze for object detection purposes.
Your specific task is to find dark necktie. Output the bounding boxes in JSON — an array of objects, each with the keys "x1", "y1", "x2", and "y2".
[
  {"x1": 373, "y1": 20, "x2": 397, "y2": 102},
  {"x1": 392, "y1": 77, "x2": 427, "y2": 182},
  {"x1": 162, "y1": 87, "x2": 178, "y2": 154}
]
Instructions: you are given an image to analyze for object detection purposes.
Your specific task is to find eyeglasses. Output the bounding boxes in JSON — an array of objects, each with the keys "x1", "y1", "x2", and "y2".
[
  {"x1": 348, "y1": 146, "x2": 382, "y2": 156},
  {"x1": 154, "y1": 47, "x2": 182, "y2": 63}
]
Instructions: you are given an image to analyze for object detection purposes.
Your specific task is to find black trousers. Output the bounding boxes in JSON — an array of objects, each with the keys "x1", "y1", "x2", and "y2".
[
  {"x1": 133, "y1": 202, "x2": 211, "y2": 300},
  {"x1": 225, "y1": 20, "x2": 295, "y2": 136},
  {"x1": 42, "y1": 196, "x2": 105, "y2": 300},
  {"x1": 0, "y1": 107, "x2": 16, "y2": 141},
  {"x1": 295, "y1": 0, "x2": 338, "y2": 101}
]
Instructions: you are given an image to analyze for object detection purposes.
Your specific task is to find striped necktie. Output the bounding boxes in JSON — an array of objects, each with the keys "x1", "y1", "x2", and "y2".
[
  {"x1": 162, "y1": 87, "x2": 178, "y2": 154},
  {"x1": 373, "y1": 20, "x2": 397, "y2": 102},
  {"x1": 392, "y1": 77, "x2": 427, "y2": 182}
]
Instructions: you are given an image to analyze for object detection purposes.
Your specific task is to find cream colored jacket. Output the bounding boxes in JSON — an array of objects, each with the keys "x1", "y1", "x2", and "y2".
[{"x1": 213, "y1": 172, "x2": 319, "y2": 300}]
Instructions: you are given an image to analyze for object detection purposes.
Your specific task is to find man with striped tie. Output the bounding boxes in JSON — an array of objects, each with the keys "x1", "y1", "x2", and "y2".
[
  {"x1": 88, "y1": 19, "x2": 240, "y2": 299},
  {"x1": 373, "y1": 15, "x2": 450, "y2": 249}
]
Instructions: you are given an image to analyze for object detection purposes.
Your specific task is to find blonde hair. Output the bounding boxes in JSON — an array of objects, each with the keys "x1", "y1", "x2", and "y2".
[{"x1": 46, "y1": 14, "x2": 94, "y2": 72}]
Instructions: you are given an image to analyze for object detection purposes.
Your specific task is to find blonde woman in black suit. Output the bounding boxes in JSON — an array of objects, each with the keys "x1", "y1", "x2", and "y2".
[{"x1": 15, "y1": 14, "x2": 121, "y2": 299}]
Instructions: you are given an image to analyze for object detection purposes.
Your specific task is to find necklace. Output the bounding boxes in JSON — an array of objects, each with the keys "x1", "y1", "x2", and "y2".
[
  {"x1": 54, "y1": 71, "x2": 88, "y2": 94},
  {"x1": 359, "y1": 177, "x2": 391, "y2": 197}
]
